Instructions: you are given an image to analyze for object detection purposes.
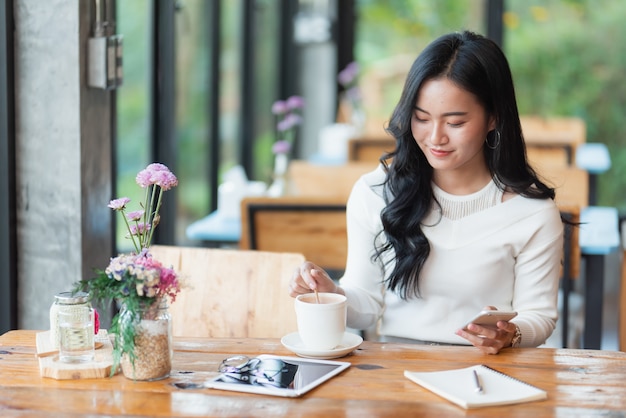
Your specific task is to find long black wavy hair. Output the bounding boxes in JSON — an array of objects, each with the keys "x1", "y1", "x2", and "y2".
[{"x1": 376, "y1": 30, "x2": 555, "y2": 300}]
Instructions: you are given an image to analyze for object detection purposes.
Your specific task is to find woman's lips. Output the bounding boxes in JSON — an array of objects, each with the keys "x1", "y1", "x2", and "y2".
[{"x1": 430, "y1": 148, "x2": 452, "y2": 157}]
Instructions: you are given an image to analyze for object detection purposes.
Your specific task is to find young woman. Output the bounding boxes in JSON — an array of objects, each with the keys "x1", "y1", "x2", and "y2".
[{"x1": 289, "y1": 31, "x2": 564, "y2": 354}]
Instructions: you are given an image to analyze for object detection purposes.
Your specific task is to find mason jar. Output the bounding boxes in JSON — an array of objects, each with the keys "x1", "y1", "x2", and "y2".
[
  {"x1": 50, "y1": 291, "x2": 95, "y2": 363},
  {"x1": 119, "y1": 298, "x2": 172, "y2": 381}
]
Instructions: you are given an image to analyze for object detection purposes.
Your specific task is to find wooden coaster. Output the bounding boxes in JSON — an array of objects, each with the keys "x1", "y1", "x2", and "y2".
[{"x1": 36, "y1": 330, "x2": 116, "y2": 380}]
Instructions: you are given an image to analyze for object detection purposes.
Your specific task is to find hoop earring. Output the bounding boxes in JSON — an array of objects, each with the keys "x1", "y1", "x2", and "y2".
[{"x1": 486, "y1": 130, "x2": 501, "y2": 150}]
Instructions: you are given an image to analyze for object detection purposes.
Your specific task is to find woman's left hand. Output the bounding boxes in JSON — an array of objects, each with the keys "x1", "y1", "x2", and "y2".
[{"x1": 455, "y1": 307, "x2": 517, "y2": 354}]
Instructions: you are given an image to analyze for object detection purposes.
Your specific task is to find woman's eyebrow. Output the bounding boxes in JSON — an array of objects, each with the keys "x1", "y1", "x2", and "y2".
[{"x1": 414, "y1": 106, "x2": 468, "y2": 117}]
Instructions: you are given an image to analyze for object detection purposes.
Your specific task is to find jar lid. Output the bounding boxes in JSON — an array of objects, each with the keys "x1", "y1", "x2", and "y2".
[{"x1": 54, "y1": 291, "x2": 90, "y2": 305}]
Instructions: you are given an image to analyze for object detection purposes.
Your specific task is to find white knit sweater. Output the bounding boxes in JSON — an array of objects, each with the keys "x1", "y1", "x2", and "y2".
[{"x1": 340, "y1": 165, "x2": 564, "y2": 347}]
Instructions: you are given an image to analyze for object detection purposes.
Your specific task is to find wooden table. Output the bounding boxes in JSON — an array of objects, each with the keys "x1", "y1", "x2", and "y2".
[{"x1": 2, "y1": 330, "x2": 626, "y2": 417}]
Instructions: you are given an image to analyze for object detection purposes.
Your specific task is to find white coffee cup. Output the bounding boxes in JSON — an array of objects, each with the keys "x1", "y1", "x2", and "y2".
[{"x1": 295, "y1": 293, "x2": 347, "y2": 350}]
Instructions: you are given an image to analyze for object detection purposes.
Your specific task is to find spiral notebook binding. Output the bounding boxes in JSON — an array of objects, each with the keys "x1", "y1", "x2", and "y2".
[{"x1": 479, "y1": 364, "x2": 538, "y2": 389}]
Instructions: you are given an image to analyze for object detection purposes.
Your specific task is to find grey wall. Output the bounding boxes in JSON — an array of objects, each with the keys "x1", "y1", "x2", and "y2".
[{"x1": 14, "y1": 0, "x2": 113, "y2": 329}]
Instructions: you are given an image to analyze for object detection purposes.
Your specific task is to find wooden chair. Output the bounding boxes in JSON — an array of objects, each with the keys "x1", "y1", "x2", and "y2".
[
  {"x1": 149, "y1": 245, "x2": 304, "y2": 338},
  {"x1": 348, "y1": 136, "x2": 395, "y2": 163},
  {"x1": 538, "y1": 165, "x2": 589, "y2": 283},
  {"x1": 240, "y1": 195, "x2": 348, "y2": 277},
  {"x1": 521, "y1": 116, "x2": 586, "y2": 168},
  {"x1": 288, "y1": 160, "x2": 375, "y2": 199}
]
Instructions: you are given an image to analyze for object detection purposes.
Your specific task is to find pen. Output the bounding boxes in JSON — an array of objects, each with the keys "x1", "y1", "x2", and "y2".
[{"x1": 473, "y1": 369, "x2": 484, "y2": 394}]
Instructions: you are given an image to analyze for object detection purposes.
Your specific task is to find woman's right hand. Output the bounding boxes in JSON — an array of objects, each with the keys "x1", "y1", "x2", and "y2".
[{"x1": 288, "y1": 261, "x2": 344, "y2": 298}]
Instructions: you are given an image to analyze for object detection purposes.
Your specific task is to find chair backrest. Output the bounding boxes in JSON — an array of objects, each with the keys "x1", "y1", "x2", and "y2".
[
  {"x1": 287, "y1": 160, "x2": 375, "y2": 199},
  {"x1": 240, "y1": 196, "x2": 348, "y2": 276},
  {"x1": 538, "y1": 165, "x2": 588, "y2": 211},
  {"x1": 521, "y1": 116, "x2": 586, "y2": 168},
  {"x1": 535, "y1": 165, "x2": 588, "y2": 281},
  {"x1": 149, "y1": 245, "x2": 305, "y2": 338},
  {"x1": 347, "y1": 136, "x2": 395, "y2": 163}
]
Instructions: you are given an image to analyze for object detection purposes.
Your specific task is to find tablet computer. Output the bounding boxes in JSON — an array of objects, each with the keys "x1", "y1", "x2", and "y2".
[{"x1": 204, "y1": 354, "x2": 350, "y2": 398}]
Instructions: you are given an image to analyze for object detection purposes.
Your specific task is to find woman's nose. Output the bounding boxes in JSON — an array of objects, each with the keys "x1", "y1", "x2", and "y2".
[{"x1": 429, "y1": 124, "x2": 447, "y2": 145}]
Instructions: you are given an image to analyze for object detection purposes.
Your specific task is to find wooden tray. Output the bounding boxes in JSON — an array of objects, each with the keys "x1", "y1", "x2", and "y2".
[{"x1": 36, "y1": 330, "x2": 116, "y2": 380}]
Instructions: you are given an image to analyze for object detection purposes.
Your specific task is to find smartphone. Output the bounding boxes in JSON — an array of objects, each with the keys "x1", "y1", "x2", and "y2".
[{"x1": 463, "y1": 310, "x2": 517, "y2": 330}]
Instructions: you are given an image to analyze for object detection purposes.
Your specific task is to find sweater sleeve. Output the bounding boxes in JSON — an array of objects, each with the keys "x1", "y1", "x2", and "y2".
[
  {"x1": 339, "y1": 168, "x2": 388, "y2": 330},
  {"x1": 510, "y1": 203, "x2": 564, "y2": 347}
]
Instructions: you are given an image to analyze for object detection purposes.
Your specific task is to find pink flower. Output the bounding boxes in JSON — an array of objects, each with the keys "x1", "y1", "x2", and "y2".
[
  {"x1": 152, "y1": 170, "x2": 178, "y2": 191},
  {"x1": 286, "y1": 95, "x2": 305, "y2": 110},
  {"x1": 272, "y1": 96, "x2": 305, "y2": 156},
  {"x1": 272, "y1": 140, "x2": 291, "y2": 154},
  {"x1": 108, "y1": 197, "x2": 131, "y2": 211},
  {"x1": 135, "y1": 163, "x2": 178, "y2": 188},
  {"x1": 158, "y1": 266, "x2": 181, "y2": 302},
  {"x1": 146, "y1": 163, "x2": 169, "y2": 172},
  {"x1": 126, "y1": 210, "x2": 144, "y2": 221},
  {"x1": 135, "y1": 169, "x2": 153, "y2": 188},
  {"x1": 93, "y1": 309, "x2": 100, "y2": 335},
  {"x1": 277, "y1": 113, "x2": 302, "y2": 132},
  {"x1": 129, "y1": 222, "x2": 151, "y2": 236},
  {"x1": 271, "y1": 100, "x2": 289, "y2": 115}
]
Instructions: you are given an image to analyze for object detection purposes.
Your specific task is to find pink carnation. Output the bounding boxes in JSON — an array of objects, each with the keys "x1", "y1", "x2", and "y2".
[
  {"x1": 108, "y1": 197, "x2": 131, "y2": 211},
  {"x1": 129, "y1": 222, "x2": 151, "y2": 235},
  {"x1": 135, "y1": 163, "x2": 178, "y2": 189},
  {"x1": 93, "y1": 309, "x2": 100, "y2": 335},
  {"x1": 158, "y1": 266, "x2": 181, "y2": 302},
  {"x1": 126, "y1": 210, "x2": 144, "y2": 221},
  {"x1": 286, "y1": 95, "x2": 305, "y2": 110},
  {"x1": 146, "y1": 163, "x2": 169, "y2": 172},
  {"x1": 272, "y1": 140, "x2": 291, "y2": 154},
  {"x1": 277, "y1": 113, "x2": 302, "y2": 132},
  {"x1": 152, "y1": 170, "x2": 178, "y2": 191},
  {"x1": 271, "y1": 100, "x2": 289, "y2": 115}
]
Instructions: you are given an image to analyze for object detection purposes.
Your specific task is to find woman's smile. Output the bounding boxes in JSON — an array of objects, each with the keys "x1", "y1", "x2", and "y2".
[{"x1": 429, "y1": 148, "x2": 453, "y2": 158}]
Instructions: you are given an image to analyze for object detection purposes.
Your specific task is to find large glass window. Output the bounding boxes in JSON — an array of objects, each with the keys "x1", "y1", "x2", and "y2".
[
  {"x1": 354, "y1": 0, "x2": 486, "y2": 136},
  {"x1": 116, "y1": 0, "x2": 151, "y2": 252},
  {"x1": 174, "y1": 0, "x2": 211, "y2": 244},
  {"x1": 504, "y1": 0, "x2": 626, "y2": 210},
  {"x1": 251, "y1": 1, "x2": 281, "y2": 182},
  {"x1": 116, "y1": 1, "x2": 285, "y2": 249}
]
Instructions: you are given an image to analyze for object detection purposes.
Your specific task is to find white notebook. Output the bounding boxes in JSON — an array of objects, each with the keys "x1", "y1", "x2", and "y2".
[{"x1": 404, "y1": 364, "x2": 547, "y2": 409}]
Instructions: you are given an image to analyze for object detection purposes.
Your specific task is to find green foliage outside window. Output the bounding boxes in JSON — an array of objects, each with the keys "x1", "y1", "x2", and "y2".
[
  {"x1": 506, "y1": 0, "x2": 626, "y2": 210},
  {"x1": 356, "y1": 0, "x2": 626, "y2": 212}
]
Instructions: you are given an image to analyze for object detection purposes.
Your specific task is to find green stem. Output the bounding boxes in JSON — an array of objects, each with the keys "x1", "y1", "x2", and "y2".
[
  {"x1": 141, "y1": 185, "x2": 153, "y2": 250},
  {"x1": 146, "y1": 186, "x2": 163, "y2": 247},
  {"x1": 121, "y1": 209, "x2": 141, "y2": 253}
]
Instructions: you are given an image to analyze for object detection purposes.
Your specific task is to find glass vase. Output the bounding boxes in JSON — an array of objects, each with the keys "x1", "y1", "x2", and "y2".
[
  {"x1": 119, "y1": 299, "x2": 172, "y2": 381},
  {"x1": 267, "y1": 153, "x2": 290, "y2": 197}
]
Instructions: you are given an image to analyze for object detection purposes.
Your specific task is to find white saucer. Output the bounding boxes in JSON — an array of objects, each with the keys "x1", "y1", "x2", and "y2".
[{"x1": 280, "y1": 331, "x2": 363, "y2": 359}]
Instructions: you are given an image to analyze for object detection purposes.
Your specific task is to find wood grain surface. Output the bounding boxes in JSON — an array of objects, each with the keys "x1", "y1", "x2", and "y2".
[
  {"x1": 2, "y1": 330, "x2": 626, "y2": 417},
  {"x1": 35, "y1": 330, "x2": 114, "y2": 380}
]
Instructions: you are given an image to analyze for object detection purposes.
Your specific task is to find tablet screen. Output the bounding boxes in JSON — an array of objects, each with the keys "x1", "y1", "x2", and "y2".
[{"x1": 205, "y1": 354, "x2": 351, "y2": 397}]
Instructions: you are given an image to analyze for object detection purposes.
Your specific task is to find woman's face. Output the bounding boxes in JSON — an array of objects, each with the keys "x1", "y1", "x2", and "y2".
[{"x1": 411, "y1": 77, "x2": 495, "y2": 178}]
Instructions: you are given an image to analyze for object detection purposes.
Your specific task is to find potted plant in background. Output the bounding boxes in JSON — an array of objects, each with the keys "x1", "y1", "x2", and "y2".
[
  {"x1": 75, "y1": 163, "x2": 182, "y2": 380},
  {"x1": 267, "y1": 95, "x2": 305, "y2": 197}
]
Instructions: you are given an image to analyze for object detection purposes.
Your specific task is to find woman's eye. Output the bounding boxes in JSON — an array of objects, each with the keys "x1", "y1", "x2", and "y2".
[{"x1": 448, "y1": 121, "x2": 465, "y2": 127}]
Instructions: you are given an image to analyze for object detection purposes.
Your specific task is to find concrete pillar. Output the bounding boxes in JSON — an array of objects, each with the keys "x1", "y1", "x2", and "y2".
[{"x1": 14, "y1": 0, "x2": 113, "y2": 329}]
